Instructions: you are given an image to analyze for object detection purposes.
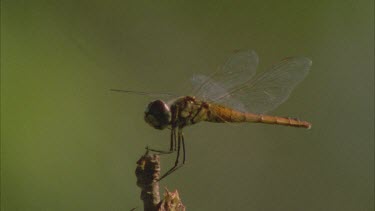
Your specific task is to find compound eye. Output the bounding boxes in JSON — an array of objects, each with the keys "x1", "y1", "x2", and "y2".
[{"x1": 144, "y1": 100, "x2": 171, "y2": 130}]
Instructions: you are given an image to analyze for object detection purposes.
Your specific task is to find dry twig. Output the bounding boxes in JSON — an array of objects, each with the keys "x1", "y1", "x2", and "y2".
[{"x1": 135, "y1": 151, "x2": 185, "y2": 211}]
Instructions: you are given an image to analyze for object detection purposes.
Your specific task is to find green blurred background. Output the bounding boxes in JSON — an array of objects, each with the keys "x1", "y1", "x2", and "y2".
[{"x1": 1, "y1": 0, "x2": 374, "y2": 210}]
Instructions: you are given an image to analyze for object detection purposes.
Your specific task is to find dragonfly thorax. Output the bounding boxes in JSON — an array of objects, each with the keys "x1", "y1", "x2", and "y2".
[{"x1": 144, "y1": 100, "x2": 171, "y2": 130}]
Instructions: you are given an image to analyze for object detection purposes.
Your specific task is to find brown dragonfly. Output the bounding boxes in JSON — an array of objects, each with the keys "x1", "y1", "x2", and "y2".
[{"x1": 112, "y1": 50, "x2": 312, "y2": 180}]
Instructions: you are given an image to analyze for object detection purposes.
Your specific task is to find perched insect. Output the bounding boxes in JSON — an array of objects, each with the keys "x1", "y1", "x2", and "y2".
[{"x1": 112, "y1": 50, "x2": 312, "y2": 180}]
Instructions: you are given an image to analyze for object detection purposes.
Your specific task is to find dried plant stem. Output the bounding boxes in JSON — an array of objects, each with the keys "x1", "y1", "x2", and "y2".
[
  {"x1": 135, "y1": 151, "x2": 161, "y2": 211},
  {"x1": 135, "y1": 151, "x2": 186, "y2": 211}
]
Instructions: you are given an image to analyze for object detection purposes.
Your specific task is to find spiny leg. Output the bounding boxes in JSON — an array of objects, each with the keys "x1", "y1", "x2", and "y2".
[
  {"x1": 158, "y1": 129, "x2": 185, "y2": 181},
  {"x1": 147, "y1": 128, "x2": 176, "y2": 155},
  {"x1": 169, "y1": 127, "x2": 177, "y2": 152},
  {"x1": 169, "y1": 128, "x2": 175, "y2": 151},
  {"x1": 181, "y1": 132, "x2": 186, "y2": 164},
  {"x1": 175, "y1": 131, "x2": 181, "y2": 165},
  {"x1": 173, "y1": 128, "x2": 177, "y2": 151}
]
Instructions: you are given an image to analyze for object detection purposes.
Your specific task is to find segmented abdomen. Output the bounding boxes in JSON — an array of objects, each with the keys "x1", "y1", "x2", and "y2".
[{"x1": 206, "y1": 104, "x2": 311, "y2": 129}]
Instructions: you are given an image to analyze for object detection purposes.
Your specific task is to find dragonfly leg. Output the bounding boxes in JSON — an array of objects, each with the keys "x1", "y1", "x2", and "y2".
[
  {"x1": 173, "y1": 128, "x2": 177, "y2": 151},
  {"x1": 145, "y1": 147, "x2": 174, "y2": 154},
  {"x1": 147, "y1": 128, "x2": 176, "y2": 154},
  {"x1": 174, "y1": 129, "x2": 186, "y2": 165},
  {"x1": 181, "y1": 132, "x2": 186, "y2": 164},
  {"x1": 169, "y1": 128, "x2": 174, "y2": 151},
  {"x1": 158, "y1": 163, "x2": 183, "y2": 181},
  {"x1": 158, "y1": 129, "x2": 185, "y2": 181}
]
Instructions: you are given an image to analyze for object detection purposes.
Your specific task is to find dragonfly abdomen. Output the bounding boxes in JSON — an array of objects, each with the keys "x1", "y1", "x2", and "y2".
[
  {"x1": 206, "y1": 104, "x2": 248, "y2": 123},
  {"x1": 207, "y1": 104, "x2": 311, "y2": 129},
  {"x1": 245, "y1": 114, "x2": 312, "y2": 129}
]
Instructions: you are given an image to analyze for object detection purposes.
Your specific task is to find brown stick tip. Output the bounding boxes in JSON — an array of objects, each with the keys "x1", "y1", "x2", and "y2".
[{"x1": 157, "y1": 188, "x2": 186, "y2": 211}]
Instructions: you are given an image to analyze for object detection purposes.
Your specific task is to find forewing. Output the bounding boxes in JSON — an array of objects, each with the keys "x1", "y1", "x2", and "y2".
[
  {"x1": 216, "y1": 57, "x2": 312, "y2": 114},
  {"x1": 110, "y1": 89, "x2": 178, "y2": 102},
  {"x1": 191, "y1": 50, "x2": 258, "y2": 108},
  {"x1": 191, "y1": 74, "x2": 247, "y2": 111}
]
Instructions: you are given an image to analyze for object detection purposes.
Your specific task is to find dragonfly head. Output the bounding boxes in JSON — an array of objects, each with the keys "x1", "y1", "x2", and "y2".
[{"x1": 144, "y1": 100, "x2": 171, "y2": 130}]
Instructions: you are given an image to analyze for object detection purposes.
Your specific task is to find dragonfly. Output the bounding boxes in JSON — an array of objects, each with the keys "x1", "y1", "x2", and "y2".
[{"x1": 111, "y1": 50, "x2": 312, "y2": 180}]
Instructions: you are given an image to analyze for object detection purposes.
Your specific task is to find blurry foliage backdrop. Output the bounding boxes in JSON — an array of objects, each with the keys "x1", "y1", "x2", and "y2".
[{"x1": 1, "y1": 0, "x2": 374, "y2": 210}]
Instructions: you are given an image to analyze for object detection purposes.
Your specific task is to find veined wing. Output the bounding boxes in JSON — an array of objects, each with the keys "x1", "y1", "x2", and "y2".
[
  {"x1": 191, "y1": 74, "x2": 247, "y2": 111},
  {"x1": 214, "y1": 56, "x2": 312, "y2": 114},
  {"x1": 110, "y1": 89, "x2": 178, "y2": 101},
  {"x1": 191, "y1": 50, "x2": 258, "y2": 111}
]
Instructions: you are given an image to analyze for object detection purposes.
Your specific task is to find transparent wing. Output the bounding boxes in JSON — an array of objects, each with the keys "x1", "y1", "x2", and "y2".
[
  {"x1": 191, "y1": 74, "x2": 247, "y2": 112},
  {"x1": 191, "y1": 50, "x2": 258, "y2": 111},
  {"x1": 215, "y1": 57, "x2": 312, "y2": 114},
  {"x1": 110, "y1": 89, "x2": 178, "y2": 102}
]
